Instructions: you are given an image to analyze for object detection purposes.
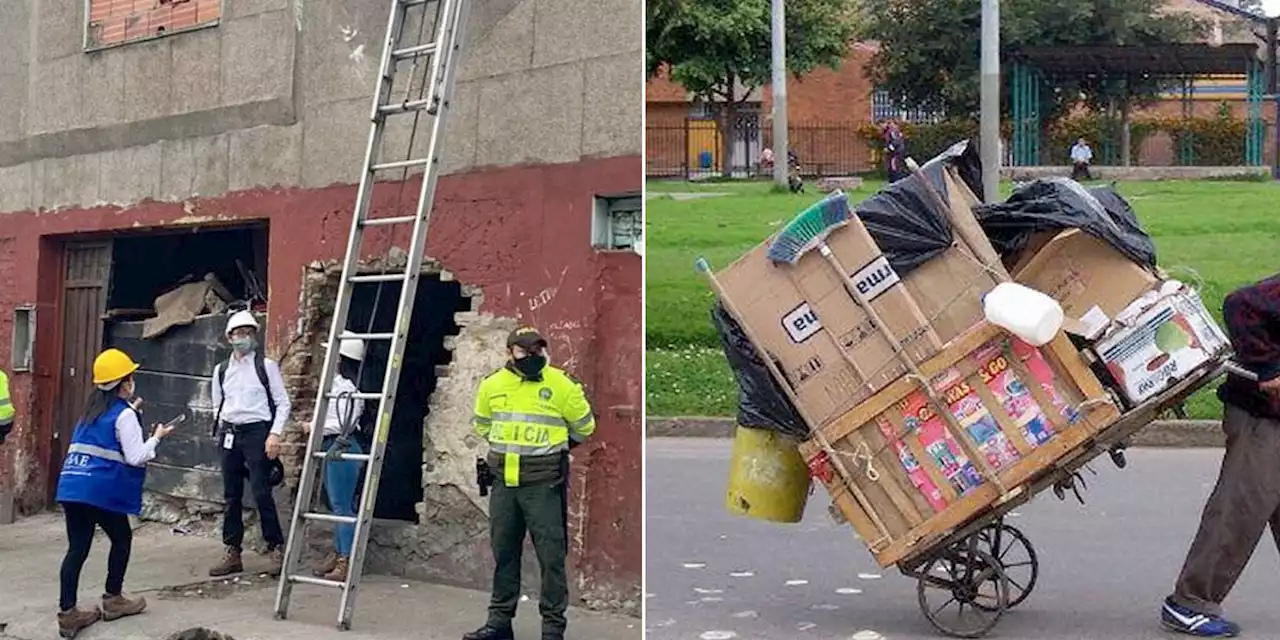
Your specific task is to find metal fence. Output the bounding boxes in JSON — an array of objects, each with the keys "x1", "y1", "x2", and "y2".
[{"x1": 646, "y1": 120, "x2": 876, "y2": 179}]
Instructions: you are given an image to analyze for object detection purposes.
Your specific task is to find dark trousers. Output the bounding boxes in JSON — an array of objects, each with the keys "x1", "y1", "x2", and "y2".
[
  {"x1": 59, "y1": 501, "x2": 132, "y2": 611},
  {"x1": 486, "y1": 479, "x2": 569, "y2": 635},
  {"x1": 1171, "y1": 405, "x2": 1280, "y2": 616},
  {"x1": 1071, "y1": 161, "x2": 1092, "y2": 180},
  {"x1": 220, "y1": 421, "x2": 284, "y2": 550}
]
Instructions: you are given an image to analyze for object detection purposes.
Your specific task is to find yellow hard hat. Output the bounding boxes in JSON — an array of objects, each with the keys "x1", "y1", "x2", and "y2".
[{"x1": 92, "y1": 349, "x2": 140, "y2": 386}]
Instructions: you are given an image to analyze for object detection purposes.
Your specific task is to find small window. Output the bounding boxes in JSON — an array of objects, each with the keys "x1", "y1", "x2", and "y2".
[
  {"x1": 11, "y1": 306, "x2": 34, "y2": 373},
  {"x1": 86, "y1": 0, "x2": 222, "y2": 51},
  {"x1": 592, "y1": 194, "x2": 643, "y2": 253}
]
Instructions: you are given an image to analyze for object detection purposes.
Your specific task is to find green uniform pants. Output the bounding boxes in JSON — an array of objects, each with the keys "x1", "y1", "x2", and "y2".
[{"x1": 486, "y1": 478, "x2": 569, "y2": 635}]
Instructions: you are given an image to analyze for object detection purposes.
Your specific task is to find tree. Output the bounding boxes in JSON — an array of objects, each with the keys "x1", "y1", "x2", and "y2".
[
  {"x1": 860, "y1": 0, "x2": 1204, "y2": 123},
  {"x1": 646, "y1": 0, "x2": 857, "y2": 173}
]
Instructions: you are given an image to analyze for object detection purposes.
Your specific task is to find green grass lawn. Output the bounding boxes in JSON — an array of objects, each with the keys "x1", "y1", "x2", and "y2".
[{"x1": 645, "y1": 178, "x2": 1280, "y2": 419}]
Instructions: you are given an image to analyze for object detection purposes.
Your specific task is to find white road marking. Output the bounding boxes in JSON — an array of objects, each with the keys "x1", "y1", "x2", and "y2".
[
  {"x1": 700, "y1": 632, "x2": 738, "y2": 640},
  {"x1": 857, "y1": 573, "x2": 882, "y2": 580},
  {"x1": 785, "y1": 579, "x2": 809, "y2": 586},
  {"x1": 836, "y1": 588, "x2": 863, "y2": 595}
]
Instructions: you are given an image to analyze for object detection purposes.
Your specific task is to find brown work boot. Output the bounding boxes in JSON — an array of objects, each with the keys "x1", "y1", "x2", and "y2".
[
  {"x1": 101, "y1": 593, "x2": 147, "y2": 621},
  {"x1": 323, "y1": 556, "x2": 349, "y2": 582},
  {"x1": 208, "y1": 546, "x2": 243, "y2": 577},
  {"x1": 266, "y1": 546, "x2": 284, "y2": 577},
  {"x1": 313, "y1": 551, "x2": 338, "y2": 577},
  {"x1": 57, "y1": 606, "x2": 101, "y2": 638}
]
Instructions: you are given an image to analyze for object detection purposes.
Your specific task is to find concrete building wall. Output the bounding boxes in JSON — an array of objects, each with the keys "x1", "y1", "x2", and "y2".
[{"x1": 0, "y1": 0, "x2": 642, "y2": 612}]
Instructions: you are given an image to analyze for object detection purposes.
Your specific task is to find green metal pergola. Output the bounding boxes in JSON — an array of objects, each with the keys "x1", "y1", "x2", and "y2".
[{"x1": 1008, "y1": 43, "x2": 1266, "y2": 167}]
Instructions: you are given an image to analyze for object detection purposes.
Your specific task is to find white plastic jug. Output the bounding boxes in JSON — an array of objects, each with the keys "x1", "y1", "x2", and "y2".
[{"x1": 983, "y1": 282, "x2": 1064, "y2": 346}]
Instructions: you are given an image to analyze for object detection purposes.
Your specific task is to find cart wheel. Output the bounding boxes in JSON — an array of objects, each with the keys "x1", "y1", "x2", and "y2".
[
  {"x1": 975, "y1": 523, "x2": 1039, "y2": 610},
  {"x1": 916, "y1": 544, "x2": 1010, "y2": 638}
]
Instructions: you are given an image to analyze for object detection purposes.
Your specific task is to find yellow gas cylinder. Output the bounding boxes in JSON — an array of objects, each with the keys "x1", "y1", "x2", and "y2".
[{"x1": 725, "y1": 426, "x2": 812, "y2": 523}]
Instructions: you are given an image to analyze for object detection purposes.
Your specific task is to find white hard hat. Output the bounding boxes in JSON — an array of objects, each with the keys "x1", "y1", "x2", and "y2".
[
  {"x1": 225, "y1": 310, "x2": 260, "y2": 335},
  {"x1": 324, "y1": 333, "x2": 366, "y2": 362}
]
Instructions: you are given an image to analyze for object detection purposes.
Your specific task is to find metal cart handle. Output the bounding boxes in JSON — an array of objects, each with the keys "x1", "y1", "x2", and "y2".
[{"x1": 1225, "y1": 360, "x2": 1259, "y2": 382}]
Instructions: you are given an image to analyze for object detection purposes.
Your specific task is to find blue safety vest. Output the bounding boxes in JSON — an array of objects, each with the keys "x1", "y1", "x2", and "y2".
[{"x1": 55, "y1": 399, "x2": 147, "y2": 515}]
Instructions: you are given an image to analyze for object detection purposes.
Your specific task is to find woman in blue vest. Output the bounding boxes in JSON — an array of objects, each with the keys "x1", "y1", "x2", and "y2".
[{"x1": 54, "y1": 348, "x2": 176, "y2": 639}]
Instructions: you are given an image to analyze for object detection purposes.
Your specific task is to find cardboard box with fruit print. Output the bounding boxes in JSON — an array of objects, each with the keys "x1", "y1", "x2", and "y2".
[{"x1": 1093, "y1": 282, "x2": 1231, "y2": 405}]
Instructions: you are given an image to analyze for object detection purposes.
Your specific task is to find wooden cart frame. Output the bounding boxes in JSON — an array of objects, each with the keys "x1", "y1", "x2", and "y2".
[{"x1": 885, "y1": 355, "x2": 1231, "y2": 638}]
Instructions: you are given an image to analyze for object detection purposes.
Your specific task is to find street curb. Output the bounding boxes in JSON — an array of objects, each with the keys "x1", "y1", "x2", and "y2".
[{"x1": 646, "y1": 417, "x2": 1226, "y2": 448}]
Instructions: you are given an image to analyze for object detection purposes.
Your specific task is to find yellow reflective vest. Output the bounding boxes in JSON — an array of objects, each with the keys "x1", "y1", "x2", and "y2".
[
  {"x1": 473, "y1": 364, "x2": 595, "y2": 487},
  {"x1": 0, "y1": 369, "x2": 13, "y2": 429}
]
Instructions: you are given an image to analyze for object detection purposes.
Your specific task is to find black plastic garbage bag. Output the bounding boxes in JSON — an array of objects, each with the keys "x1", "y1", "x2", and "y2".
[
  {"x1": 711, "y1": 303, "x2": 808, "y2": 439},
  {"x1": 854, "y1": 140, "x2": 984, "y2": 275},
  {"x1": 975, "y1": 178, "x2": 1158, "y2": 268}
]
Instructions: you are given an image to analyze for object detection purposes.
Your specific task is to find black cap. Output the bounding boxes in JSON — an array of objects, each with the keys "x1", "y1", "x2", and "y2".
[{"x1": 507, "y1": 326, "x2": 548, "y2": 349}]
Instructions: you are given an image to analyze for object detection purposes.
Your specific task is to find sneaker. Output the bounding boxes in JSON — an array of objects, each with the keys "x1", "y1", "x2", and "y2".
[
  {"x1": 56, "y1": 606, "x2": 101, "y2": 638},
  {"x1": 208, "y1": 546, "x2": 243, "y2": 577},
  {"x1": 1161, "y1": 598, "x2": 1241, "y2": 637},
  {"x1": 462, "y1": 625, "x2": 515, "y2": 640},
  {"x1": 313, "y1": 551, "x2": 338, "y2": 577},
  {"x1": 101, "y1": 593, "x2": 147, "y2": 621}
]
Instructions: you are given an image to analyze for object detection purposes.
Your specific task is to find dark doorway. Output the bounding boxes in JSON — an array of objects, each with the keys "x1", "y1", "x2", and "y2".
[
  {"x1": 344, "y1": 275, "x2": 469, "y2": 522},
  {"x1": 51, "y1": 242, "x2": 113, "y2": 499},
  {"x1": 107, "y1": 225, "x2": 268, "y2": 310}
]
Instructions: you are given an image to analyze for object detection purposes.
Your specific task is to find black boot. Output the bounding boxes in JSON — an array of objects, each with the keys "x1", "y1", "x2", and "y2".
[{"x1": 462, "y1": 625, "x2": 514, "y2": 640}]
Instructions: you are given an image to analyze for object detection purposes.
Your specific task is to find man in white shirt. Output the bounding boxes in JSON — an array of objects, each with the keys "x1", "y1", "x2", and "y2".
[
  {"x1": 1070, "y1": 137, "x2": 1094, "y2": 181},
  {"x1": 208, "y1": 310, "x2": 292, "y2": 578}
]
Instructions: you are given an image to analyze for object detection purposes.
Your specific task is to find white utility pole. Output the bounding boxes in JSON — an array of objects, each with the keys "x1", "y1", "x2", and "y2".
[
  {"x1": 980, "y1": 0, "x2": 1000, "y2": 203},
  {"x1": 771, "y1": 0, "x2": 789, "y2": 188}
]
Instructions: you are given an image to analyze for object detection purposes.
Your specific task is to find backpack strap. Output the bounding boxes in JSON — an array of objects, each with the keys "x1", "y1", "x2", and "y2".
[
  {"x1": 212, "y1": 362, "x2": 226, "y2": 435},
  {"x1": 254, "y1": 351, "x2": 278, "y2": 424}
]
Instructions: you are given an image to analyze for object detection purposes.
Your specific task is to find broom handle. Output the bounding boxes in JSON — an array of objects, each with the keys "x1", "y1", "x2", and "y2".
[
  {"x1": 695, "y1": 258, "x2": 894, "y2": 543},
  {"x1": 817, "y1": 244, "x2": 1008, "y2": 494}
]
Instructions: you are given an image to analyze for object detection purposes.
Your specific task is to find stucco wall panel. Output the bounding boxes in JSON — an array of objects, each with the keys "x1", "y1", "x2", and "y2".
[
  {"x1": 476, "y1": 63, "x2": 585, "y2": 167},
  {"x1": 121, "y1": 40, "x2": 174, "y2": 122},
  {"x1": 228, "y1": 124, "x2": 303, "y2": 191},
  {"x1": 170, "y1": 29, "x2": 226, "y2": 114},
  {"x1": 533, "y1": 0, "x2": 640, "y2": 69},
  {"x1": 222, "y1": 10, "x2": 296, "y2": 107},
  {"x1": 81, "y1": 51, "x2": 126, "y2": 128}
]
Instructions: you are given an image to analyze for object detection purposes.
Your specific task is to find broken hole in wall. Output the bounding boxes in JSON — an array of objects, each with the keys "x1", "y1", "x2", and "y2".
[{"x1": 107, "y1": 224, "x2": 269, "y2": 315}]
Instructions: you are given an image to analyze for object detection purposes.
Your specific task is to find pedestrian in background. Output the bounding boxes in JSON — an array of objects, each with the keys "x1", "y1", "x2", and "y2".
[
  {"x1": 208, "y1": 310, "x2": 292, "y2": 578},
  {"x1": 464, "y1": 327, "x2": 596, "y2": 640},
  {"x1": 1160, "y1": 273, "x2": 1280, "y2": 638},
  {"x1": 55, "y1": 349, "x2": 176, "y2": 638},
  {"x1": 1070, "y1": 137, "x2": 1094, "y2": 180}
]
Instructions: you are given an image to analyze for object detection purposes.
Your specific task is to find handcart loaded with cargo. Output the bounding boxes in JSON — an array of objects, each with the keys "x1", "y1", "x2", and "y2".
[{"x1": 697, "y1": 141, "x2": 1246, "y2": 638}]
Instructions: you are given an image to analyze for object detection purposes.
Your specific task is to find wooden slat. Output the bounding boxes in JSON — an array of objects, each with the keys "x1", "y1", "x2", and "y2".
[
  {"x1": 966, "y1": 373, "x2": 1035, "y2": 458},
  {"x1": 842, "y1": 429, "x2": 926, "y2": 527},
  {"x1": 819, "y1": 322, "x2": 1005, "y2": 446},
  {"x1": 1001, "y1": 338, "x2": 1071, "y2": 433},
  {"x1": 1042, "y1": 332, "x2": 1120, "y2": 433},
  {"x1": 881, "y1": 409, "x2": 959, "y2": 504},
  {"x1": 865, "y1": 417, "x2": 937, "y2": 519}
]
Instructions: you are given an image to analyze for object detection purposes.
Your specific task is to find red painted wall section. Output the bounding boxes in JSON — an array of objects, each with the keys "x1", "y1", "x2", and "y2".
[{"x1": 0, "y1": 154, "x2": 642, "y2": 592}]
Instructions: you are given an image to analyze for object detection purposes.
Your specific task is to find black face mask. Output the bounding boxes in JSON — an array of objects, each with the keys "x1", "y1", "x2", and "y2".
[{"x1": 514, "y1": 354, "x2": 547, "y2": 379}]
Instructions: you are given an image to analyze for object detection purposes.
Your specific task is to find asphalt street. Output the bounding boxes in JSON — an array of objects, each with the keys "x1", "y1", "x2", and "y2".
[{"x1": 645, "y1": 438, "x2": 1280, "y2": 640}]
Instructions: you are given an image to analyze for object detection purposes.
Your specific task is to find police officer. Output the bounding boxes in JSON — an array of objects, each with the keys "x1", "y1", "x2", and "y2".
[
  {"x1": 55, "y1": 348, "x2": 176, "y2": 638},
  {"x1": 207, "y1": 310, "x2": 292, "y2": 578},
  {"x1": 0, "y1": 367, "x2": 14, "y2": 445},
  {"x1": 464, "y1": 327, "x2": 596, "y2": 640}
]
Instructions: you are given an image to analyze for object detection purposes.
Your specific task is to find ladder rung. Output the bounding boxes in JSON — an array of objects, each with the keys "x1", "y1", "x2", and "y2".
[
  {"x1": 377, "y1": 98, "x2": 432, "y2": 115},
  {"x1": 330, "y1": 391, "x2": 384, "y2": 401},
  {"x1": 341, "y1": 332, "x2": 395, "y2": 341},
  {"x1": 303, "y1": 512, "x2": 359, "y2": 524},
  {"x1": 311, "y1": 451, "x2": 373, "y2": 462},
  {"x1": 392, "y1": 43, "x2": 438, "y2": 60},
  {"x1": 289, "y1": 575, "x2": 345, "y2": 589},
  {"x1": 371, "y1": 157, "x2": 432, "y2": 172},
  {"x1": 361, "y1": 215, "x2": 418, "y2": 227},
  {"x1": 348, "y1": 273, "x2": 406, "y2": 284},
  {"x1": 400, "y1": 0, "x2": 431, "y2": 6}
]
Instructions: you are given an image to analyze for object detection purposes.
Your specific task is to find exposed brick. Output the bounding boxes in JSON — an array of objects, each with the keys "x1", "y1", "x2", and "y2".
[{"x1": 88, "y1": 0, "x2": 219, "y2": 48}]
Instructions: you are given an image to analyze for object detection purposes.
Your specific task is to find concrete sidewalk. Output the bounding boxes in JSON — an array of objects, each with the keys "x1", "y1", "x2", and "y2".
[{"x1": 0, "y1": 514, "x2": 639, "y2": 640}]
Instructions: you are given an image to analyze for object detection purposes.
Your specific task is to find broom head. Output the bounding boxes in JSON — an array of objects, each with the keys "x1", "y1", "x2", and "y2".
[{"x1": 766, "y1": 190, "x2": 853, "y2": 265}]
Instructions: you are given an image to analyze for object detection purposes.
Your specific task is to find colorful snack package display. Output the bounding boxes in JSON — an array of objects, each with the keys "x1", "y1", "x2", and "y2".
[
  {"x1": 894, "y1": 392, "x2": 984, "y2": 496},
  {"x1": 940, "y1": 377, "x2": 1023, "y2": 470},
  {"x1": 874, "y1": 415, "x2": 949, "y2": 513},
  {"x1": 1011, "y1": 338, "x2": 1082, "y2": 425},
  {"x1": 971, "y1": 341, "x2": 1056, "y2": 449}
]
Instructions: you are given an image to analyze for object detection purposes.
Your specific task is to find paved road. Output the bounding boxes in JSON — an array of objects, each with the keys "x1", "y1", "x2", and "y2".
[{"x1": 645, "y1": 438, "x2": 1280, "y2": 640}]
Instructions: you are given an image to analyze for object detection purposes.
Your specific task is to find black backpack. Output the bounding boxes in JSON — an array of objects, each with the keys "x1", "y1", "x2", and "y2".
[{"x1": 213, "y1": 351, "x2": 278, "y2": 428}]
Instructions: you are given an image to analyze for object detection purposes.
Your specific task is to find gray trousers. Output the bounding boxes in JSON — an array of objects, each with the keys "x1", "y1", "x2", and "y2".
[{"x1": 1170, "y1": 404, "x2": 1280, "y2": 615}]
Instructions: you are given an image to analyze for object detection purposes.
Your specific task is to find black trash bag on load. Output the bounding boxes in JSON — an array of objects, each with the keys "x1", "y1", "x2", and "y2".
[
  {"x1": 710, "y1": 303, "x2": 808, "y2": 439},
  {"x1": 974, "y1": 178, "x2": 1158, "y2": 268},
  {"x1": 853, "y1": 139, "x2": 984, "y2": 276}
]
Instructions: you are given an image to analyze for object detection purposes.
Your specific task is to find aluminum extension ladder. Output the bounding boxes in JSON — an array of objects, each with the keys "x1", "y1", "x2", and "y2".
[{"x1": 274, "y1": 0, "x2": 470, "y2": 630}]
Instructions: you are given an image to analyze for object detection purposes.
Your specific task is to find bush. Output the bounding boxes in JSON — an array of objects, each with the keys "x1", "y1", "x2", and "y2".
[
  {"x1": 857, "y1": 119, "x2": 1007, "y2": 169},
  {"x1": 1154, "y1": 110, "x2": 1249, "y2": 166}
]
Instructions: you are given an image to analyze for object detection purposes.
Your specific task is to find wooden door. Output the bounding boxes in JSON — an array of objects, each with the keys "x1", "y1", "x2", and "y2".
[{"x1": 50, "y1": 242, "x2": 112, "y2": 496}]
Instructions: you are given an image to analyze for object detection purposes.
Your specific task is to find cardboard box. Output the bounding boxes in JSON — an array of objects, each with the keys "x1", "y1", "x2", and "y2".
[
  {"x1": 718, "y1": 218, "x2": 941, "y2": 428},
  {"x1": 1013, "y1": 229, "x2": 1159, "y2": 330},
  {"x1": 1093, "y1": 287, "x2": 1230, "y2": 404}
]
